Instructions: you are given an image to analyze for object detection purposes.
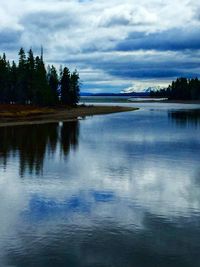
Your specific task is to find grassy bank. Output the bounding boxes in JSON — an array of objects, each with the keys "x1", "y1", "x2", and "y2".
[{"x1": 0, "y1": 104, "x2": 138, "y2": 127}]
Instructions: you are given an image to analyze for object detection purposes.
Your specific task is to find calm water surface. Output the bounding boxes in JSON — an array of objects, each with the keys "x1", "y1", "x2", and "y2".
[{"x1": 0, "y1": 103, "x2": 200, "y2": 267}]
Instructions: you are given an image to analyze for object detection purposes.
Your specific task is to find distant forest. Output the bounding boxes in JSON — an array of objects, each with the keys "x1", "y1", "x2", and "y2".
[
  {"x1": 0, "y1": 48, "x2": 80, "y2": 106},
  {"x1": 150, "y1": 78, "x2": 200, "y2": 100}
]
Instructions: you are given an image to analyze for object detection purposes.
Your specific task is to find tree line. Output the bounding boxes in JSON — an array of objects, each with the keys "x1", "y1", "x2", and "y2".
[
  {"x1": 150, "y1": 78, "x2": 200, "y2": 100},
  {"x1": 0, "y1": 48, "x2": 80, "y2": 106}
]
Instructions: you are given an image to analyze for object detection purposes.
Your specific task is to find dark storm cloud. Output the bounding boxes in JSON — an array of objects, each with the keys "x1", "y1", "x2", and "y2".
[
  {"x1": 70, "y1": 27, "x2": 200, "y2": 55},
  {"x1": 0, "y1": 30, "x2": 21, "y2": 50},
  {"x1": 57, "y1": 52, "x2": 200, "y2": 80},
  {"x1": 109, "y1": 68, "x2": 196, "y2": 79},
  {"x1": 100, "y1": 63, "x2": 199, "y2": 79},
  {"x1": 102, "y1": 59, "x2": 200, "y2": 79},
  {"x1": 116, "y1": 28, "x2": 200, "y2": 52}
]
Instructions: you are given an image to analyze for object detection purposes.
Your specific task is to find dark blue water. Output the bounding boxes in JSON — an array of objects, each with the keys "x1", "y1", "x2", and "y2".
[{"x1": 0, "y1": 103, "x2": 200, "y2": 267}]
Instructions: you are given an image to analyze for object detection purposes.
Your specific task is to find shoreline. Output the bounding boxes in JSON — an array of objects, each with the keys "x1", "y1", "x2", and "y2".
[
  {"x1": 127, "y1": 99, "x2": 200, "y2": 104},
  {"x1": 0, "y1": 105, "x2": 138, "y2": 127}
]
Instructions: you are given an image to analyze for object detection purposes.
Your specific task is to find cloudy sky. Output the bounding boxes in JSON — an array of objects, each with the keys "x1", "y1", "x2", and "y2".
[{"x1": 1, "y1": 0, "x2": 200, "y2": 93}]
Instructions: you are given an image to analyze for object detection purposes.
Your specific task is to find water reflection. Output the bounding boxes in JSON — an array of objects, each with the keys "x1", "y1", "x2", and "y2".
[
  {"x1": 0, "y1": 121, "x2": 79, "y2": 176},
  {"x1": 169, "y1": 109, "x2": 200, "y2": 127},
  {"x1": 5, "y1": 215, "x2": 200, "y2": 267},
  {"x1": 0, "y1": 104, "x2": 200, "y2": 267}
]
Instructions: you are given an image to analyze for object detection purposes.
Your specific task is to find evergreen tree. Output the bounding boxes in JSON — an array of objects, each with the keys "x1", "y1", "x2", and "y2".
[
  {"x1": 189, "y1": 78, "x2": 200, "y2": 100},
  {"x1": 151, "y1": 77, "x2": 200, "y2": 100},
  {"x1": 34, "y1": 56, "x2": 51, "y2": 106},
  {"x1": 60, "y1": 67, "x2": 71, "y2": 105},
  {"x1": 70, "y1": 70, "x2": 80, "y2": 106},
  {"x1": 27, "y1": 49, "x2": 35, "y2": 104},
  {"x1": 0, "y1": 48, "x2": 80, "y2": 106},
  {"x1": 9, "y1": 61, "x2": 18, "y2": 103},
  {"x1": 48, "y1": 65, "x2": 59, "y2": 105},
  {"x1": 18, "y1": 48, "x2": 27, "y2": 103},
  {"x1": 0, "y1": 54, "x2": 9, "y2": 103}
]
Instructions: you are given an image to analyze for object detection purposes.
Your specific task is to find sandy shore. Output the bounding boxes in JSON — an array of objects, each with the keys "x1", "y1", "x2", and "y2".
[{"x1": 0, "y1": 105, "x2": 138, "y2": 127}]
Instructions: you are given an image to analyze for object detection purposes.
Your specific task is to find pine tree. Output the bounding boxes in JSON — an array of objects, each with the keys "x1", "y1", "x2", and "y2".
[
  {"x1": 0, "y1": 48, "x2": 81, "y2": 106},
  {"x1": 0, "y1": 54, "x2": 8, "y2": 103},
  {"x1": 189, "y1": 78, "x2": 200, "y2": 100},
  {"x1": 48, "y1": 65, "x2": 59, "y2": 105},
  {"x1": 27, "y1": 49, "x2": 35, "y2": 104},
  {"x1": 10, "y1": 61, "x2": 18, "y2": 103},
  {"x1": 70, "y1": 70, "x2": 80, "y2": 106},
  {"x1": 18, "y1": 48, "x2": 27, "y2": 104},
  {"x1": 34, "y1": 56, "x2": 51, "y2": 106},
  {"x1": 60, "y1": 67, "x2": 71, "y2": 105}
]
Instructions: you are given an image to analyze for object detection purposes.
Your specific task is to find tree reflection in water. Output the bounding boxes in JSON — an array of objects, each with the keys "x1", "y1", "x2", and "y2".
[
  {"x1": 168, "y1": 109, "x2": 200, "y2": 127},
  {"x1": 0, "y1": 120, "x2": 79, "y2": 176}
]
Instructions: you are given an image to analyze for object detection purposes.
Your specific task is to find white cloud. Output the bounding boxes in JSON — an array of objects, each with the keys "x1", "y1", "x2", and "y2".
[
  {"x1": 98, "y1": 5, "x2": 158, "y2": 27},
  {"x1": 0, "y1": 0, "x2": 200, "y2": 92}
]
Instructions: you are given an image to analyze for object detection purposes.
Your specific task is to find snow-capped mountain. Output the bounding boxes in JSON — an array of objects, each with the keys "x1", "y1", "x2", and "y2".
[{"x1": 121, "y1": 85, "x2": 163, "y2": 94}]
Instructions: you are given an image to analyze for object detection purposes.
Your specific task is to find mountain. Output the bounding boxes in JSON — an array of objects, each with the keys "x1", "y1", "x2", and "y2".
[
  {"x1": 80, "y1": 91, "x2": 150, "y2": 97},
  {"x1": 121, "y1": 86, "x2": 163, "y2": 94}
]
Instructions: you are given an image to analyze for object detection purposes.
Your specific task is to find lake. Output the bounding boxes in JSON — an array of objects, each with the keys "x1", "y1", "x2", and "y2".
[{"x1": 0, "y1": 102, "x2": 200, "y2": 267}]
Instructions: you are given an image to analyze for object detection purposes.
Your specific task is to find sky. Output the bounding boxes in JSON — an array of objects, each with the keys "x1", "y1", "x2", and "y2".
[{"x1": 0, "y1": 0, "x2": 200, "y2": 93}]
